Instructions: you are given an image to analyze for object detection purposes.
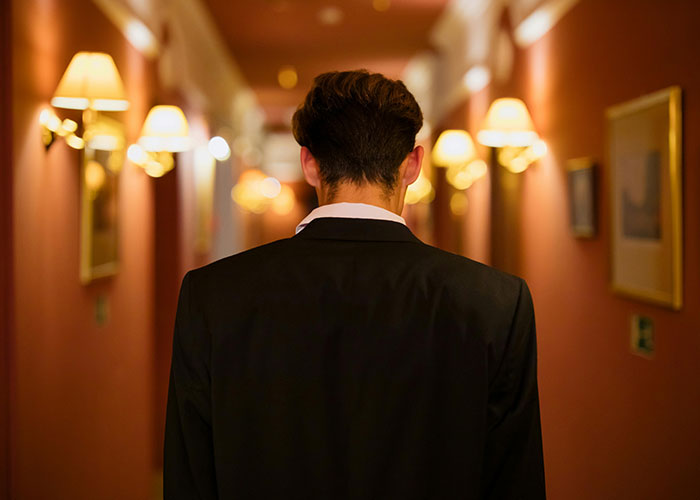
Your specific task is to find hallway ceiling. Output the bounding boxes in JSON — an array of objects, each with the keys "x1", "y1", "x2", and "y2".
[{"x1": 202, "y1": 0, "x2": 450, "y2": 127}]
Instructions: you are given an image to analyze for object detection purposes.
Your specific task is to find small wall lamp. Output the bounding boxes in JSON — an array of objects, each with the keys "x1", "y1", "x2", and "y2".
[
  {"x1": 40, "y1": 51, "x2": 130, "y2": 150},
  {"x1": 432, "y1": 129, "x2": 488, "y2": 190},
  {"x1": 127, "y1": 105, "x2": 191, "y2": 178},
  {"x1": 477, "y1": 98, "x2": 546, "y2": 173}
]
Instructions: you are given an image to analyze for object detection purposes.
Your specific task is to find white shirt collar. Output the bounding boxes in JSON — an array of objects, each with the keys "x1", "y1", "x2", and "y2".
[{"x1": 295, "y1": 202, "x2": 406, "y2": 234}]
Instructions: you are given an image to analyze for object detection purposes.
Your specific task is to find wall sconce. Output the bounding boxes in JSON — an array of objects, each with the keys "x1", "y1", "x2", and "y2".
[
  {"x1": 477, "y1": 98, "x2": 547, "y2": 173},
  {"x1": 432, "y1": 129, "x2": 488, "y2": 190},
  {"x1": 40, "y1": 51, "x2": 129, "y2": 149},
  {"x1": 127, "y1": 105, "x2": 191, "y2": 178}
]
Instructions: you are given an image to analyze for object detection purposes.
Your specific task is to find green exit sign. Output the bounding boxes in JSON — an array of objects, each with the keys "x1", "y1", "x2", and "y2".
[{"x1": 630, "y1": 315, "x2": 654, "y2": 358}]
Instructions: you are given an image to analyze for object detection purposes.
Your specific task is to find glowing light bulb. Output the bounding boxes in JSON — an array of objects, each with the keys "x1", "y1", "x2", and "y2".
[
  {"x1": 85, "y1": 161, "x2": 106, "y2": 190},
  {"x1": 532, "y1": 139, "x2": 547, "y2": 158},
  {"x1": 277, "y1": 66, "x2": 298, "y2": 90},
  {"x1": 66, "y1": 134, "x2": 85, "y2": 150},
  {"x1": 467, "y1": 159, "x2": 488, "y2": 180},
  {"x1": 127, "y1": 144, "x2": 148, "y2": 165},
  {"x1": 432, "y1": 130, "x2": 476, "y2": 167},
  {"x1": 450, "y1": 192, "x2": 469, "y2": 215},
  {"x1": 260, "y1": 177, "x2": 282, "y2": 199},
  {"x1": 208, "y1": 136, "x2": 231, "y2": 161}
]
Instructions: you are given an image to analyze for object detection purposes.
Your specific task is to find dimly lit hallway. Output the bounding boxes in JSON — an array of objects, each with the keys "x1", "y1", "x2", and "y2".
[{"x1": 2, "y1": 1, "x2": 700, "y2": 499}]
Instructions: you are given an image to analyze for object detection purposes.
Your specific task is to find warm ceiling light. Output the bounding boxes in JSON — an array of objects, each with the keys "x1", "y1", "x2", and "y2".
[
  {"x1": 477, "y1": 98, "x2": 538, "y2": 147},
  {"x1": 514, "y1": 0, "x2": 580, "y2": 47},
  {"x1": 277, "y1": 66, "x2": 298, "y2": 90},
  {"x1": 432, "y1": 129, "x2": 476, "y2": 167},
  {"x1": 51, "y1": 52, "x2": 129, "y2": 111},
  {"x1": 124, "y1": 19, "x2": 159, "y2": 58},
  {"x1": 373, "y1": 0, "x2": 391, "y2": 12},
  {"x1": 138, "y1": 105, "x2": 190, "y2": 152},
  {"x1": 317, "y1": 5, "x2": 344, "y2": 25}
]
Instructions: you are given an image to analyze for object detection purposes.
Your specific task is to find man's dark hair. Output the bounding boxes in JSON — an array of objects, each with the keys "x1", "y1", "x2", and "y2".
[{"x1": 292, "y1": 70, "x2": 423, "y2": 193}]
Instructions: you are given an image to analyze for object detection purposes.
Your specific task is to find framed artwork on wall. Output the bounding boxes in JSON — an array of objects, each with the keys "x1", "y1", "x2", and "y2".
[
  {"x1": 606, "y1": 86, "x2": 682, "y2": 309},
  {"x1": 567, "y1": 157, "x2": 596, "y2": 238},
  {"x1": 80, "y1": 115, "x2": 125, "y2": 284}
]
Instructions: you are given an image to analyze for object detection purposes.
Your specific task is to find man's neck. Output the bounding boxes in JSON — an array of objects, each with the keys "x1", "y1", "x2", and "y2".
[{"x1": 318, "y1": 182, "x2": 404, "y2": 216}]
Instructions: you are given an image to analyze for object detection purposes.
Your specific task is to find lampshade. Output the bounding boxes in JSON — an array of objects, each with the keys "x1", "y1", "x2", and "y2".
[
  {"x1": 432, "y1": 130, "x2": 476, "y2": 167},
  {"x1": 477, "y1": 98, "x2": 538, "y2": 147},
  {"x1": 51, "y1": 52, "x2": 129, "y2": 111},
  {"x1": 138, "y1": 105, "x2": 191, "y2": 152}
]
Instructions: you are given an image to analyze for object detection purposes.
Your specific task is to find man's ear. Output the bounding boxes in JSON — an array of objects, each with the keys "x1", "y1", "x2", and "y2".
[
  {"x1": 300, "y1": 146, "x2": 322, "y2": 188},
  {"x1": 402, "y1": 145, "x2": 424, "y2": 186}
]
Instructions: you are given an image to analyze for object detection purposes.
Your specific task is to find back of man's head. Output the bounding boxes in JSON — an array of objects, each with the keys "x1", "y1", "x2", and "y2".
[{"x1": 292, "y1": 70, "x2": 423, "y2": 193}]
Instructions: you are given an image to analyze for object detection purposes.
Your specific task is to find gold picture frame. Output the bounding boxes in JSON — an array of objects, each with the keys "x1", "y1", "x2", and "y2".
[
  {"x1": 606, "y1": 86, "x2": 682, "y2": 309},
  {"x1": 80, "y1": 115, "x2": 125, "y2": 284},
  {"x1": 567, "y1": 157, "x2": 596, "y2": 238}
]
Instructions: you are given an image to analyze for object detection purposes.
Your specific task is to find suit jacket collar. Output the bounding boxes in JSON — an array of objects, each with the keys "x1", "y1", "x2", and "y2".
[{"x1": 293, "y1": 217, "x2": 422, "y2": 243}]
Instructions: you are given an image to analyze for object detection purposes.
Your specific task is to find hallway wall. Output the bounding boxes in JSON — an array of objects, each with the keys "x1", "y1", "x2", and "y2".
[
  {"x1": 449, "y1": 0, "x2": 700, "y2": 497},
  {"x1": 11, "y1": 0, "x2": 158, "y2": 497},
  {"x1": 1, "y1": 0, "x2": 14, "y2": 497}
]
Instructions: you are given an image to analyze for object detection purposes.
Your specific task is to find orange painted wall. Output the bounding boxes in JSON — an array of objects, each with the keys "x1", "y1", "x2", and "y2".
[
  {"x1": 1, "y1": 0, "x2": 14, "y2": 497},
  {"x1": 11, "y1": 0, "x2": 157, "y2": 497},
  {"x1": 452, "y1": 0, "x2": 700, "y2": 498}
]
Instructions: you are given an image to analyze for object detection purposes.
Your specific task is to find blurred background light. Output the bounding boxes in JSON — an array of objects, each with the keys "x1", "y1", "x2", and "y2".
[
  {"x1": 432, "y1": 129, "x2": 476, "y2": 167},
  {"x1": 65, "y1": 134, "x2": 85, "y2": 150},
  {"x1": 277, "y1": 65, "x2": 299, "y2": 90},
  {"x1": 85, "y1": 160, "x2": 106, "y2": 191},
  {"x1": 514, "y1": 0, "x2": 580, "y2": 48},
  {"x1": 477, "y1": 98, "x2": 538, "y2": 147},
  {"x1": 138, "y1": 105, "x2": 191, "y2": 152},
  {"x1": 446, "y1": 164, "x2": 475, "y2": 190},
  {"x1": 372, "y1": 0, "x2": 391, "y2": 12},
  {"x1": 271, "y1": 185, "x2": 296, "y2": 215},
  {"x1": 405, "y1": 172, "x2": 434, "y2": 205},
  {"x1": 260, "y1": 177, "x2": 282, "y2": 199},
  {"x1": 124, "y1": 19, "x2": 159, "y2": 58},
  {"x1": 450, "y1": 192, "x2": 469, "y2": 215},
  {"x1": 463, "y1": 65, "x2": 491, "y2": 93},
  {"x1": 208, "y1": 136, "x2": 231, "y2": 161},
  {"x1": 127, "y1": 144, "x2": 148, "y2": 164},
  {"x1": 51, "y1": 51, "x2": 129, "y2": 111},
  {"x1": 317, "y1": 5, "x2": 344, "y2": 25}
]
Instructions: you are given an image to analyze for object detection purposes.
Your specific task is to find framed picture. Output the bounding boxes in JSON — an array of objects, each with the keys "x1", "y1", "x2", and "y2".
[
  {"x1": 80, "y1": 115, "x2": 125, "y2": 284},
  {"x1": 606, "y1": 86, "x2": 682, "y2": 309},
  {"x1": 567, "y1": 157, "x2": 596, "y2": 238}
]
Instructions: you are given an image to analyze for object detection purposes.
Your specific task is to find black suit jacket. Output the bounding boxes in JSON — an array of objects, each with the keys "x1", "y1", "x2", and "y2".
[{"x1": 164, "y1": 218, "x2": 545, "y2": 499}]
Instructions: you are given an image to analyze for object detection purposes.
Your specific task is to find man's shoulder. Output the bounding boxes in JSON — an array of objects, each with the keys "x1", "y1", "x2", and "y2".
[
  {"x1": 189, "y1": 235, "x2": 522, "y2": 299},
  {"x1": 186, "y1": 238, "x2": 294, "y2": 282},
  {"x1": 410, "y1": 243, "x2": 525, "y2": 305}
]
